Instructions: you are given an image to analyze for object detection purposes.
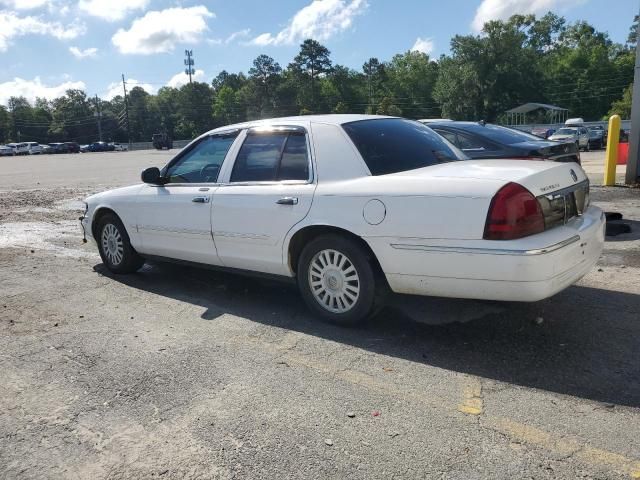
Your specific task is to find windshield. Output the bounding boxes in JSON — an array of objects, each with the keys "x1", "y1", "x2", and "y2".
[
  {"x1": 555, "y1": 128, "x2": 577, "y2": 135},
  {"x1": 342, "y1": 118, "x2": 466, "y2": 176}
]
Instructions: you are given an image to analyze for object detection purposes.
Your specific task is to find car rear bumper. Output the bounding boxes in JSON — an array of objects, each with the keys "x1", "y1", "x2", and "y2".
[{"x1": 368, "y1": 205, "x2": 605, "y2": 302}]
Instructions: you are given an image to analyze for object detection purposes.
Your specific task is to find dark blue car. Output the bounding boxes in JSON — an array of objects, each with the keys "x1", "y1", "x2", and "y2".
[{"x1": 423, "y1": 121, "x2": 581, "y2": 165}]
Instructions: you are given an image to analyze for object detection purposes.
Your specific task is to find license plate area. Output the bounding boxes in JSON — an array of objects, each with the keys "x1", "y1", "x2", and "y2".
[{"x1": 537, "y1": 180, "x2": 589, "y2": 230}]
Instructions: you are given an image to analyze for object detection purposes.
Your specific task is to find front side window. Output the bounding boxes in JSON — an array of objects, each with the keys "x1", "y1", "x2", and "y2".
[
  {"x1": 164, "y1": 133, "x2": 238, "y2": 184},
  {"x1": 230, "y1": 130, "x2": 310, "y2": 182},
  {"x1": 342, "y1": 118, "x2": 465, "y2": 176}
]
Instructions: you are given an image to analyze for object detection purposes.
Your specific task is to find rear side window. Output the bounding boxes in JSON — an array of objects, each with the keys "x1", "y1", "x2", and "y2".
[
  {"x1": 457, "y1": 124, "x2": 542, "y2": 144},
  {"x1": 231, "y1": 131, "x2": 310, "y2": 182},
  {"x1": 342, "y1": 119, "x2": 465, "y2": 176}
]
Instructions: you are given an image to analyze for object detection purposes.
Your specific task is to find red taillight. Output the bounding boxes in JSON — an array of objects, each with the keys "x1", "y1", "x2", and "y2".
[{"x1": 483, "y1": 182, "x2": 544, "y2": 240}]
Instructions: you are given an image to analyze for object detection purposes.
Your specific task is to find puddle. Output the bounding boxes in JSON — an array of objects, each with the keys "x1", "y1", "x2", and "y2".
[{"x1": 0, "y1": 221, "x2": 97, "y2": 259}]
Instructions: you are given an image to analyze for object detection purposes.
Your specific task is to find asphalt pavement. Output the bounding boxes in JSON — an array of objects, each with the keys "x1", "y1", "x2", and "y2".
[{"x1": 1, "y1": 150, "x2": 639, "y2": 479}]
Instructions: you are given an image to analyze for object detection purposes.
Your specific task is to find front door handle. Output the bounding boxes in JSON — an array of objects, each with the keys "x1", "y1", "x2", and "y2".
[
  {"x1": 192, "y1": 196, "x2": 210, "y2": 203},
  {"x1": 276, "y1": 197, "x2": 298, "y2": 205}
]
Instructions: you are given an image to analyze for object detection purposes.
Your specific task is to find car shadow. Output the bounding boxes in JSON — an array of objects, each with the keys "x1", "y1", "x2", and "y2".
[
  {"x1": 605, "y1": 219, "x2": 639, "y2": 242},
  {"x1": 94, "y1": 261, "x2": 640, "y2": 408}
]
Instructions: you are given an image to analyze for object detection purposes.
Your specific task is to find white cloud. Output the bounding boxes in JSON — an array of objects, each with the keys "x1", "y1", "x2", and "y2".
[
  {"x1": 0, "y1": 76, "x2": 85, "y2": 105},
  {"x1": 78, "y1": 0, "x2": 148, "y2": 22},
  {"x1": 112, "y1": 6, "x2": 214, "y2": 54},
  {"x1": 472, "y1": 0, "x2": 585, "y2": 32},
  {"x1": 69, "y1": 46, "x2": 97, "y2": 59},
  {"x1": 225, "y1": 29, "x2": 250, "y2": 44},
  {"x1": 0, "y1": 0, "x2": 50, "y2": 9},
  {"x1": 0, "y1": 11, "x2": 85, "y2": 51},
  {"x1": 410, "y1": 37, "x2": 434, "y2": 55},
  {"x1": 250, "y1": 0, "x2": 367, "y2": 46},
  {"x1": 104, "y1": 78, "x2": 156, "y2": 99},
  {"x1": 167, "y1": 69, "x2": 206, "y2": 88}
]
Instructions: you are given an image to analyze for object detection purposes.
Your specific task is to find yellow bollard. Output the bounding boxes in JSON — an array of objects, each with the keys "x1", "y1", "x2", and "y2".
[{"x1": 603, "y1": 115, "x2": 621, "y2": 186}]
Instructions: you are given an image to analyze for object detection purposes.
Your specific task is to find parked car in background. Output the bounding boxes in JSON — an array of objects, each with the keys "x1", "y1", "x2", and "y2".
[
  {"x1": 65, "y1": 142, "x2": 81, "y2": 153},
  {"x1": 87, "y1": 141, "x2": 114, "y2": 152},
  {"x1": 548, "y1": 127, "x2": 590, "y2": 151},
  {"x1": 25, "y1": 142, "x2": 43, "y2": 154},
  {"x1": 588, "y1": 127, "x2": 605, "y2": 150},
  {"x1": 565, "y1": 118, "x2": 585, "y2": 127},
  {"x1": 80, "y1": 144, "x2": 90, "y2": 153},
  {"x1": 81, "y1": 115, "x2": 604, "y2": 325},
  {"x1": 41, "y1": 144, "x2": 53, "y2": 154},
  {"x1": 110, "y1": 143, "x2": 128, "y2": 151},
  {"x1": 0, "y1": 145, "x2": 15, "y2": 156},
  {"x1": 48, "y1": 143, "x2": 68, "y2": 154},
  {"x1": 152, "y1": 133, "x2": 173, "y2": 150},
  {"x1": 531, "y1": 127, "x2": 556, "y2": 139},
  {"x1": 424, "y1": 121, "x2": 581, "y2": 164},
  {"x1": 7, "y1": 143, "x2": 29, "y2": 155}
]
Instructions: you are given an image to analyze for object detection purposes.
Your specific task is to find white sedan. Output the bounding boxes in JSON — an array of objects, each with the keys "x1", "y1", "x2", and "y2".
[{"x1": 81, "y1": 115, "x2": 605, "y2": 325}]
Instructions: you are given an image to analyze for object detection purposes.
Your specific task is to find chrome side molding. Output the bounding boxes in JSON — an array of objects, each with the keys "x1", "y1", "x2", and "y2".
[{"x1": 390, "y1": 235, "x2": 581, "y2": 256}]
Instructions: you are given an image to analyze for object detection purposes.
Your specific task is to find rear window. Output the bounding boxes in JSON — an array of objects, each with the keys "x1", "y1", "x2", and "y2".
[
  {"x1": 452, "y1": 124, "x2": 542, "y2": 145},
  {"x1": 342, "y1": 119, "x2": 465, "y2": 176}
]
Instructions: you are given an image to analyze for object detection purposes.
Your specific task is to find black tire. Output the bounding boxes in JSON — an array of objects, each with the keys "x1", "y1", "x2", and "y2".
[
  {"x1": 96, "y1": 213, "x2": 145, "y2": 274},
  {"x1": 297, "y1": 234, "x2": 383, "y2": 326}
]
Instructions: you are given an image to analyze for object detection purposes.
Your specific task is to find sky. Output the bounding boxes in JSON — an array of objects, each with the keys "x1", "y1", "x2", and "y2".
[{"x1": 0, "y1": 0, "x2": 637, "y2": 105}]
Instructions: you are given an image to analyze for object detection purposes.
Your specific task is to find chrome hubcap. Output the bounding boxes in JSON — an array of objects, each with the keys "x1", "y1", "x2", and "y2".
[
  {"x1": 308, "y1": 249, "x2": 360, "y2": 314},
  {"x1": 101, "y1": 223, "x2": 124, "y2": 266}
]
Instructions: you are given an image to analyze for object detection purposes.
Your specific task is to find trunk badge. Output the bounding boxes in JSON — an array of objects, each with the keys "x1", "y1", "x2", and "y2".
[{"x1": 570, "y1": 169, "x2": 578, "y2": 182}]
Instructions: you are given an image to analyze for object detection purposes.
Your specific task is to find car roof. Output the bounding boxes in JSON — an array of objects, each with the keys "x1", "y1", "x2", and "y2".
[
  {"x1": 424, "y1": 121, "x2": 487, "y2": 127},
  {"x1": 204, "y1": 114, "x2": 396, "y2": 135}
]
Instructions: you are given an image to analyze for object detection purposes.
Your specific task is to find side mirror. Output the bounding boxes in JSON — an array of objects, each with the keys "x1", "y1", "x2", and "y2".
[{"x1": 141, "y1": 167, "x2": 164, "y2": 184}]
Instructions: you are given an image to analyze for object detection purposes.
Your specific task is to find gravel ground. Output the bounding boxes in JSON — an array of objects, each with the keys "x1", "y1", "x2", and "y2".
[{"x1": 1, "y1": 151, "x2": 639, "y2": 479}]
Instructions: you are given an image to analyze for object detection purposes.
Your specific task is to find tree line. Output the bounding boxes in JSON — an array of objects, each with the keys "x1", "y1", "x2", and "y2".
[{"x1": 0, "y1": 12, "x2": 635, "y2": 145}]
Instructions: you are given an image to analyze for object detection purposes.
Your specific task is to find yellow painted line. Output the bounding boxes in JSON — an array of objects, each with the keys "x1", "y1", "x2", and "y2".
[
  {"x1": 487, "y1": 418, "x2": 640, "y2": 478},
  {"x1": 458, "y1": 382, "x2": 483, "y2": 416},
  {"x1": 229, "y1": 332, "x2": 640, "y2": 477}
]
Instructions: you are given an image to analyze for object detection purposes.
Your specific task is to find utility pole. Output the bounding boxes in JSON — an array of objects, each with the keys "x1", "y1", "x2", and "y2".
[
  {"x1": 626, "y1": 8, "x2": 640, "y2": 184},
  {"x1": 122, "y1": 74, "x2": 131, "y2": 148},
  {"x1": 184, "y1": 50, "x2": 195, "y2": 84},
  {"x1": 94, "y1": 94, "x2": 103, "y2": 142}
]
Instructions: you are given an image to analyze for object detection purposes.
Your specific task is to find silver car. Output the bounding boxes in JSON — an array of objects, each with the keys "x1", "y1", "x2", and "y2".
[
  {"x1": 0, "y1": 145, "x2": 15, "y2": 156},
  {"x1": 548, "y1": 127, "x2": 590, "y2": 152},
  {"x1": 7, "y1": 142, "x2": 30, "y2": 155},
  {"x1": 25, "y1": 142, "x2": 43, "y2": 154}
]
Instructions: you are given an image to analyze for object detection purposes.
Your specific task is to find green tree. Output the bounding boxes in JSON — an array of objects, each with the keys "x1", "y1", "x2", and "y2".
[
  {"x1": 386, "y1": 51, "x2": 439, "y2": 118},
  {"x1": 362, "y1": 57, "x2": 387, "y2": 112},
  {"x1": 0, "y1": 106, "x2": 11, "y2": 143},
  {"x1": 290, "y1": 39, "x2": 333, "y2": 109},
  {"x1": 608, "y1": 84, "x2": 632, "y2": 118},
  {"x1": 376, "y1": 97, "x2": 402, "y2": 116},
  {"x1": 213, "y1": 85, "x2": 240, "y2": 125},
  {"x1": 248, "y1": 54, "x2": 282, "y2": 116}
]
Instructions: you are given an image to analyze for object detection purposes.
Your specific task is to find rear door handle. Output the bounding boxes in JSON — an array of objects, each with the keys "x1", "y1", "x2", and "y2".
[
  {"x1": 192, "y1": 196, "x2": 210, "y2": 203},
  {"x1": 276, "y1": 197, "x2": 298, "y2": 205}
]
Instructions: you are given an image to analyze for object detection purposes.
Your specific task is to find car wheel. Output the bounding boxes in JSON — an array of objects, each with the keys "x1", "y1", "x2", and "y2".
[
  {"x1": 297, "y1": 234, "x2": 383, "y2": 326},
  {"x1": 96, "y1": 213, "x2": 144, "y2": 274}
]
